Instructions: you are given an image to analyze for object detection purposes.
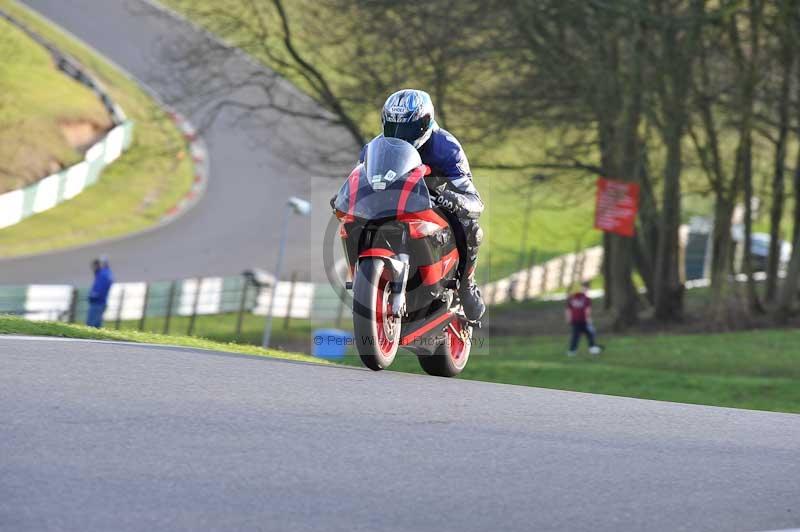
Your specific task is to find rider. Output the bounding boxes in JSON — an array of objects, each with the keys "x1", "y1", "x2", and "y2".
[{"x1": 361, "y1": 89, "x2": 485, "y2": 321}]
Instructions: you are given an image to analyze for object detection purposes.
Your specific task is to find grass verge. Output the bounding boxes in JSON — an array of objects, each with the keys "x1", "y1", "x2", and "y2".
[
  {"x1": 0, "y1": 17, "x2": 110, "y2": 191},
  {"x1": 114, "y1": 311, "x2": 318, "y2": 353},
  {"x1": 0, "y1": 315, "x2": 324, "y2": 364},
  {"x1": 0, "y1": 0, "x2": 194, "y2": 258},
  {"x1": 336, "y1": 330, "x2": 800, "y2": 414}
]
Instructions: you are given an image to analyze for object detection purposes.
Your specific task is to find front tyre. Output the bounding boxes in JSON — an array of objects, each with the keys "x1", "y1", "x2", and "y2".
[
  {"x1": 417, "y1": 319, "x2": 471, "y2": 377},
  {"x1": 353, "y1": 258, "x2": 400, "y2": 371}
]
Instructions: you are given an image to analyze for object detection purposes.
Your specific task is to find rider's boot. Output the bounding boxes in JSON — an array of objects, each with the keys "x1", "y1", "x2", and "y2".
[{"x1": 459, "y1": 256, "x2": 485, "y2": 321}]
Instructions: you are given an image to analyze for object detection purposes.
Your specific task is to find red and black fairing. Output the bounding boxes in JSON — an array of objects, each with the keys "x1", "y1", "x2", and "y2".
[{"x1": 333, "y1": 153, "x2": 462, "y2": 352}]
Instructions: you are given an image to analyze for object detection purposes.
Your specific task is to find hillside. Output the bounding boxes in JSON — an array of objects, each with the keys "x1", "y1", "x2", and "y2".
[{"x1": 0, "y1": 16, "x2": 111, "y2": 193}]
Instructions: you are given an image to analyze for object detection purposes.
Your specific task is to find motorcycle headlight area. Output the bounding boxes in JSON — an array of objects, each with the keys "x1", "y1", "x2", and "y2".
[{"x1": 407, "y1": 219, "x2": 444, "y2": 239}]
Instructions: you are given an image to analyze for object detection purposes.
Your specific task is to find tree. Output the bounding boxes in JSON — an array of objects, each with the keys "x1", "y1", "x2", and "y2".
[
  {"x1": 647, "y1": 0, "x2": 705, "y2": 321},
  {"x1": 776, "y1": 24, "x2": 800, "y2": 321},
  {"x1": 730, "y1": 0, "x2": 766, "y2": 314},
  {"x1": 137, "y1": 0, "x2": 369, "y2": 174},
  {"x1": 688, "y1": 0, "x2": 767, "y2": 323},
  {"x1": 143, "y1": 0, "x2": 800, "y2": 328},
  {"x1": 761, "y1": 0, "x2": 798, "y2": 303},
  {"x1": 777, "y1": 204, "x2": 800, "y2": 321},
  {"x1": 502, "y1": 0, "x2": 657, "y2": 328}
]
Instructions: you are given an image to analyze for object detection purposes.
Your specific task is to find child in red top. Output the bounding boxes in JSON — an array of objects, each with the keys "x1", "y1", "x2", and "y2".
[{"x1": 565, "y1": 281, "x2": 602, "y2": 357}]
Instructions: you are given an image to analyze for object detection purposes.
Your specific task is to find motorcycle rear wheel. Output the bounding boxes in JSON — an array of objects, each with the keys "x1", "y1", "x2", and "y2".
[
  {"x1": 417, "y1": 319, "x2": 471, "y2": 377},
  {"x1": 353, "y1": 258, "x2": 400, "y2": 371}
]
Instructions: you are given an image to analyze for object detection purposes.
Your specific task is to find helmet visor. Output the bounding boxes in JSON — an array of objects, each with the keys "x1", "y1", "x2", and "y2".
[{"x1": 383, "y1": 116, "x2": 430, "y2": 144}]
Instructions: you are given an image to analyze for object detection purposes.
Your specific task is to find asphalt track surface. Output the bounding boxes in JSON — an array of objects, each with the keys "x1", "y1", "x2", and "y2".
[
  {"x1": 3, "y1": 0, "x2": 345, "y2": 285},
  {"x1": 2, "y1": 335, "x2": 799, "y2": 532}
]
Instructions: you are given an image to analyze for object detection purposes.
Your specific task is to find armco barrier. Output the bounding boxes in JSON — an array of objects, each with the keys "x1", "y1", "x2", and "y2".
[
  {"x1": 0, "y1": 247, "x2": 603, "y2": 331},
  {"x1": 0, "y1": 122, "x2": 134, "y2": 229},
  {"x1": 0, "y1": 7, "x2": 209, "y2": 230},
  {"x1": 0, "y1": 275, "x2": 315, "y2": 324},
  {"x1": 480, "y1": 246, "x2": 604, "y2": 306},
  {"x1": 0, "y1": 8, "x2": 134, "y2": 229}
]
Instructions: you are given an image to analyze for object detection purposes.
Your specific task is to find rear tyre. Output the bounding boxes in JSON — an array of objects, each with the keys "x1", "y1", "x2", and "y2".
[
  {"x1": 353, "y1": 258, "x2": 400, "y2": 371},
  {"x1": 417, "y1": 319, "x2": 471, "y2": 377}
]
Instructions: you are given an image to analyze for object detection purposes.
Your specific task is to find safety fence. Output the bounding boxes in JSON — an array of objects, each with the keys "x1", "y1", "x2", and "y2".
[
  {"x1": 1, "y1": 247, "x2": 601, "y2": 339},
  {"x1": 0, "y1": 273, "x2": 355, "y2": 337},
  {"x1": 0, "y1": 8, "x2": 135, "y2": 229},
  {"x1": 0, "y1": 122, "x2": 134, "y2": 229},
  {"x1": 481, "y1": 246, "x2": 604, "y2": 306}
]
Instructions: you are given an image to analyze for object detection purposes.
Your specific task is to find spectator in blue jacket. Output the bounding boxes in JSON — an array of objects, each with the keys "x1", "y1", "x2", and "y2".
[{"x1": 87, "y1": 257, "x2": 113, "y2": 328}]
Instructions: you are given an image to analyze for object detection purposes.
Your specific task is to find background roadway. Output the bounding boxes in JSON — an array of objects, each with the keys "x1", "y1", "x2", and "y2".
[{"x1": 2, "y1": 0, "x2": 344, "y2": 285}]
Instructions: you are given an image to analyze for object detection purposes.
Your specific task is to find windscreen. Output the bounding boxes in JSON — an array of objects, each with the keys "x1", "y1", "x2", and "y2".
[
  {"x1": 334, "y1": 137, "x2": 431, "y2": 220},
  {"x1": 364, "y1": 136, "x2": 422, "y2": 180}
]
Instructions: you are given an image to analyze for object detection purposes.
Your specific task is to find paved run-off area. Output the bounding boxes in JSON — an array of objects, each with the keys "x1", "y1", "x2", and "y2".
[{"x1": 1, "y1": 336, "x2": 798, "y2": 532}]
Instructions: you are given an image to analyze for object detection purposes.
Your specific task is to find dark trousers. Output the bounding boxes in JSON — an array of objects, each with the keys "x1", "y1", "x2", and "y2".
[
  {"x1": 569, "y1": 321, "x2": 596, "y2": 351},
  {"x1": 87, "y1": 302, "x2": 106, "y2": 328}
]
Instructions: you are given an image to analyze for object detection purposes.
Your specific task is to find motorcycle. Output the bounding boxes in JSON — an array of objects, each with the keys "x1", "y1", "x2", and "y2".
[{"x1": 332, "y1": 136, "x2": 474, "y2": 377}]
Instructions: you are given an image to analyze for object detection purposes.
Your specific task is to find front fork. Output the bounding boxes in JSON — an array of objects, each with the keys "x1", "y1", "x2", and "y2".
[
  {"x1": 388, "y1": 253, "x2": 410, "y2": 317},
  {"x1": 353, "y1": 224, "x2": 410, "y2": 317}
]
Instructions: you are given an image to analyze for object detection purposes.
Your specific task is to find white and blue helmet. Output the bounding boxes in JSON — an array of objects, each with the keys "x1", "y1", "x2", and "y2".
[{"x1": 381, "y1": 89, "x2": 435, "y2": 149}]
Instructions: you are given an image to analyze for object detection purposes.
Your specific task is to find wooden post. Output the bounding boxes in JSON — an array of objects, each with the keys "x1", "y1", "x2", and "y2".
[
  {"x1": 67, "y1": 287, "x2": 78, "y2": 324},
  {"x1": 507, "y1": 275, "x2": 516, "y2": 302},
  {"x1": 115, "y1": 287, "x2": 126, "y2": 329},
  {"x1": 138, "y1": 283, "x2": 150, "y2": 331},
  {"x1": 523, "y1": 249, "x2": 536, "y2": 300},
  {"x1": 569, "y1": 253, "x2": 579, "y2": 288},
  {"x1": 235, "y1": 278, "x2": 250, "y2": 341},
  {"x1": 576, "y1": 252, "x2": 587, "y2": 284},
  {"x1": 540, "y1": 262, "x2": 549, "y2": 295},
  {"x1": 163, "y1": 281, "x2": 177, "y2": 335},
  {"x1": 283, "y1": 272, "x2": 298, "y2": 330},
  {"x1": 187, "y1": 278, "x2": 202, "y2": 336}
]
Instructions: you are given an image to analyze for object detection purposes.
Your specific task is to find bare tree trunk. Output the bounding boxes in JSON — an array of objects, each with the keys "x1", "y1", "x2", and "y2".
[
  {"x1": 709, "y1": 198, "x2": 735, "y2": 322},
  {"x1": 633, "y1": 234, "x2": 655, "y2": 305},
  {"x1": 781, "y1": 146, "x2": 800, "y2": 322},
  {"x1": 741, "y1": 131, "x2": 763, "y2": 313},
  {"x1": 651, "y1": 0, "x2": 701, "y2": 321},
  {"x1": 653, "y1": 127, "x2": 683, "y2": 320},
  {"x1": 635, "y1": 147, "x2": 659, "y2": 306},
  {"x1": 598, "y1": 129, "x2": 641, "y2": 329},
  {"x1": 610, "y1": 9, "x2": 645, "y2": 329},
  {"x1": 602, "y1": 232, "x2": 613, "y2": 310},
  {"x1": 765, "y1": 51, "x2": 792, "y2": 302},
  {"x1": 728, "y1": 0, "x2": 763, "y2": 315},
  {"x1": 766, "y1": 125, "x2": 789, "y2": 302},
  {"x1": 608, "y1": 233, "x2": 639, "y2": 330},
  {"x1": 794, "y1": 150, "x2": 800, "y2": 247},
  {"x1": 776, "y1": 222, "x2": 800, "y2": 322}
]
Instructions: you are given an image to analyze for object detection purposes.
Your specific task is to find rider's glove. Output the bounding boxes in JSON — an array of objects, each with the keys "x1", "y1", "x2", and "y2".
[{"x1": 435, "y1": 189, "x2": 464, "y2": 215}]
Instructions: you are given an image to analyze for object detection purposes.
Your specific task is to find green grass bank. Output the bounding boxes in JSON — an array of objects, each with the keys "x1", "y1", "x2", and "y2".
[
  {"x1": 0, "y1": 0, "x2": 194, "y2": 258},
  {"x1": 0, "y1": 314, "x2": 322, "y2": 364}
]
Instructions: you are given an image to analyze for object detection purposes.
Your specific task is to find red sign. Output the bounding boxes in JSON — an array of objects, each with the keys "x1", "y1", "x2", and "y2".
[{"x1": 594, "y1": 177, "x2": 640, "y2": 237}]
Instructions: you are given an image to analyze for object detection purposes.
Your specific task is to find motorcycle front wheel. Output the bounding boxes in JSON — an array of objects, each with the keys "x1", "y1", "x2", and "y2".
[{"x1": 352, "y1": 258, "x2": 400, "y2": 371}]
